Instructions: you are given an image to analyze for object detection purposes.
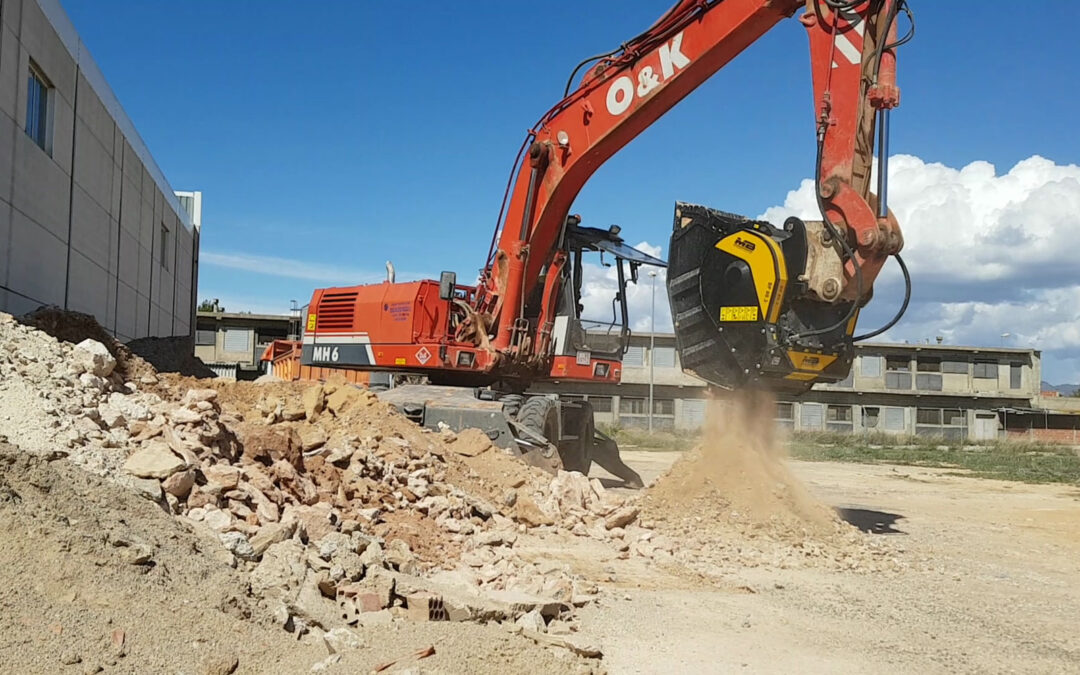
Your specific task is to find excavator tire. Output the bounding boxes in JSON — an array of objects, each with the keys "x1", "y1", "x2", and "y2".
[{"x1": 517, "y1": 396, "x2": 559, "y2": 446}]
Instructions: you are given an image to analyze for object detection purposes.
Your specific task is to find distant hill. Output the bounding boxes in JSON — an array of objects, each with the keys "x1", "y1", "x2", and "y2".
[{"x1": 1041, "y1": 381, "x2": 1080, "y2": 396}]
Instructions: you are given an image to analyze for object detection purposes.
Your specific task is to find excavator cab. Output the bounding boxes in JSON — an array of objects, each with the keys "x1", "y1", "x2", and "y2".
[
  {"x1": 668, "y1": 202, "x2": 858, "y2": 395},
  {"x1": 545, "y1": 219, "x2": 666, "y2": 383}
]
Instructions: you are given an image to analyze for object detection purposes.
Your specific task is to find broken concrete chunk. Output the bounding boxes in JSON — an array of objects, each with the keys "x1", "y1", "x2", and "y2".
[
  {"x1": 170, "y1": 407, "x2": 204, "y2": 425},
  {"x1": 203, "y1": 463, "x2": 240, "y2": 490},
  {"x1": 72, "y1": 339, "x2": 116, "y2": 377},
  {"x1": 249, "y1": 519, "x2": 298, "y2": 557},
  {"x1": 299, "y1": 427, "x2": 327, "y2": 452},
  {"x1": 604, "y1": 505, "x2": 640, "y2": 530},
  {"x1": 219, "y1": 531, "x2": 257, "y2": 561},
  {"x1": 162, "y1": 469, "x2": 195, "y2": 498},
  {"x1": 302, "y1": 385, "x2": 325, "y2": 420},
  {"x1": 123, "y1": 442, "x2": 185, "y2": 479},
  {"x1": 322, "y1": 627, "x2": 362, "y2": 654},
  {"x1": 129, "y1": 477, "x2": 163, "y2": 501}
]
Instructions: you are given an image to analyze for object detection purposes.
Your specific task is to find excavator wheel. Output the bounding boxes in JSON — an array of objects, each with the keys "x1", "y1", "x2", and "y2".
[
  {"x1": 517, "y1": 396, "x2": 586, "y2": 473},
  {"x1": 517, "y1": 396, "x2": 559, "y2": 447}
]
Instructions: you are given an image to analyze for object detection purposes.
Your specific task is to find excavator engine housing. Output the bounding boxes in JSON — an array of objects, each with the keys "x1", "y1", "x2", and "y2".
[{"x1": 668, "y1": 202, "x2": 857, "y2": 395}]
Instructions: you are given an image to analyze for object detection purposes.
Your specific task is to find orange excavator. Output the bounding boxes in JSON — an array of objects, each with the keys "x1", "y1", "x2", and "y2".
[{"x1": 284, "y1": 0, "x2": 913, "y2": 476}]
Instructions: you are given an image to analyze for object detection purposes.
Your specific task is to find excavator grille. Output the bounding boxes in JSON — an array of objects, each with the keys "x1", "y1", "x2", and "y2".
[{"x1": 314, "y1": 291, "x2": 358, "y2": 330}]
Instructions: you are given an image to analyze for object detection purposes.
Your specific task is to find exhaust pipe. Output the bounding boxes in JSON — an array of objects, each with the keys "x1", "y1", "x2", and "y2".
[{"x1": 385, "y1": 260, "x2": 395, "y2": 283}]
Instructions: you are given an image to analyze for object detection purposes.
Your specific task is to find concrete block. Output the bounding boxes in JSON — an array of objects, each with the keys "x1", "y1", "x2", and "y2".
[
  {"x1": 66, "y1": 250, "x2": 108, "y2": 324},
  {"x1": 69, "y1": 184, "x2": 110, "y2": 269},
  {"x1": 119, "y1": 175, "x2": 139, "y2": 235},
  {"x1": 3, "y1": 0, "x2": 22, "y2": 35},
  {"x1": 0, "y1": 26, "x2": 18, "y2": 120},
  {"x1": 115, "y1": 281, "x2": 137, "y2": 338},
  {"x1": 49, "y1": 92, "x2": 74, "y2": 175},
  {"x1": 137, "y1": 243, "x2": 150, "y2": 296},
  {"x1": 8, "y1": 209, "x2": 65, "y2": 306},
  {"x1": 122, "y1": 138, "x2": 139, "y2": 182},
  {"x1": 110, "y1": 162, "x2": 121, "y2": 217},
  {"x1": 138, "y1": 197, "x2": 153, "y2": 250},
  {"x1": 75, "y1": 72, "x2": 114, "y2": 151},
  {"x1": 135, "y1": 292, "x2": 150, "y2": 339},
  {"x1": 0, "y1": 115, "x2": 15, "y2": 204},
  {"x1": 0, "y1": 204, "x2": 10, "y2": 285},
  {"x1": 117, "y1": 227, "x2": 138, "y2": 289},
  {"x1": 72, "y1": 121, "x2": 113, "y2": 211},
  {"x1": 12, "y1": 131, "x2": 69, "y2": 242}
]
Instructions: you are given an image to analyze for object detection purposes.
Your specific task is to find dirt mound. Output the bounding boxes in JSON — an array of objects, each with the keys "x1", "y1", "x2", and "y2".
[
  {"x1": 18, "y1": 305, "x2": 157, "y2": 382},
  {"x1": 128, "y1": 335, "x2": 218, "y2": 377},
  {"x1": 0, "y1": 448, "x2": 599, "y2": 674},
  {"x1": 642, "y1": 392, "x2": 893, "y2": 572}
]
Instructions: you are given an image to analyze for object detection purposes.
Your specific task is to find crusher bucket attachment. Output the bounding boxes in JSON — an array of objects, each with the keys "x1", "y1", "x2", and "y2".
[{"x1": 667, "y1": 202, "x2": 858, "y2": 395}]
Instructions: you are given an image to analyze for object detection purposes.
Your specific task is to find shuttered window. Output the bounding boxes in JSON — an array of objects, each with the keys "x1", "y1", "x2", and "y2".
[
  {"x1": 622, "y1": 346, "x2": 644, "y2": 367},
  {"x1": 651, "y1": 346, "x2": 676, "y2": 368}
]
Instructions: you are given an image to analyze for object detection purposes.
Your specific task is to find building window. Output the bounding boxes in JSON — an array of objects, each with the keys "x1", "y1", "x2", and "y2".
[
  {"x1": 915, "y1": 373, "x2": 943, "y2": 391},
  {"x1": 973, "y1": 361, "x2": 998, "y2": 379},
  {"x1": 917, "y1": 357, "x2": 941, "y2": 372},
  {"x1": 942, "y1": 360, "x2": 969, "y2": 374},
  {"x1": 159, "y1": 223, "x2": 170, "y2": 269},
  {"x1": 651, "y1": 346, "x2": 676, "y2": 368},
  {"x1": 863, "y1": 406, "x2": 880, "y2": 429},
  {"x1": 827, "y1": 405, "x2": 852, "y2": 422},
  {"x1": 916, "y1": 408, "x2": 942, "y2": 425},
  {"x1": 944, "y1": 409, "x2": 966, "y2": 426},
  {"x1": 885, "y1": 371, "x2": 912, "y2": 389},
  {"x1": 195, "y1": 329, "x2": 215, "y2": 346},
  {"x1": 1010, "y1": 363, "x2": 1022, "y2": 389},
  {"x1": 860, "y1": 355, "x2": 883, "y2": 377},
  {"x1": 652, "y1": 399, "x2": 674, "y2": 415},
  {"x1": 587, "y1": 396, "x2": 612, "y2": 413},
  {"x1": 776, "y1": 402, "x2": 794, "y2": 420},
  {"x1": 622, "y1": 346, "x2": 644, "y2": 367},
  {"x1": 886, "y1": 355, "x2": 910, "y2": 371},
  {"x1": 619, "y1": 397, "x2": 647, "y2": 415},
  {"x1": 26, "y1": 62, "x2": 52, "y2": 152}
]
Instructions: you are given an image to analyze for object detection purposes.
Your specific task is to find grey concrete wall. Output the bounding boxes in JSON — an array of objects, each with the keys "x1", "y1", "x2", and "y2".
[{"x1": 0, "y1": 0, "x2": 197, "y2": 340}]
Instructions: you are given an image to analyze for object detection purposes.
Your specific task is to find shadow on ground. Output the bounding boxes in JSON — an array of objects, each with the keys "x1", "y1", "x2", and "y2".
[{"x1": 836, "y1": 507, "x2": 906, "y2": 534}]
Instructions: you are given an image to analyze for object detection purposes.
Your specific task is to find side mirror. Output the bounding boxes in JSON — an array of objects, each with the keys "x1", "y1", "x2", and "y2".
[{"x1": 438, "y1": 271, "x2": 456, "y2": 301}]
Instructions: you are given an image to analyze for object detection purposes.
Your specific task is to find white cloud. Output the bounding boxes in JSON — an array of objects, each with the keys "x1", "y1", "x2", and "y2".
[
  {"x1": 202, "y1": 251, "x2": 387, "y2": 285},
  {"x1": 583, "y1": 155, "x2": 1080, "y2": 382},
  {"x1": 763, "y1": 154, "x2": 1080, "y2": 382}
]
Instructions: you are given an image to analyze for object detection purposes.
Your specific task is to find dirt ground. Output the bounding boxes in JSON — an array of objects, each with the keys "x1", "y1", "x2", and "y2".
[{"x1": 577, "y1": 451, "x2": 1080, "y2": 674}]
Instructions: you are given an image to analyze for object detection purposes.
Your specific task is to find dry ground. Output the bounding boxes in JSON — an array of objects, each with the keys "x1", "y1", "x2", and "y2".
[{"x1": 576, "y1": 451, "x2": 1080, "y2": 674}]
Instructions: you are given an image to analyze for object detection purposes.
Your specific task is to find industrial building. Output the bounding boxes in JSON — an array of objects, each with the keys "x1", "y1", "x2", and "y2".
[
  {"x1": 0, "y1": 0, "x2": 200, "y2": 340},
  {"x1": 533, "y1": 332, "x2": 1045, "y2": 441},
  {"x1": 194, "y1": 309, "x2": 299, "y2": 379}
]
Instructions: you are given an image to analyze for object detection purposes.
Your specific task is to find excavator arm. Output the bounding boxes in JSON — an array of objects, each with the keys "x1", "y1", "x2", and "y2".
[{"x1": 481, "y1": 0, "x2": 910, "y2": 392}]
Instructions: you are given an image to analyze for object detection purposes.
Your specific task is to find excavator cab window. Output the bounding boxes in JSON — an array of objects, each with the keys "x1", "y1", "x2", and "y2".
[{"x1": 554, "y1": 221, "x2": 666, "y2": 361}]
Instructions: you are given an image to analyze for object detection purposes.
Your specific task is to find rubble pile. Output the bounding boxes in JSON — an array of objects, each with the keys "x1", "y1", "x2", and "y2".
[{"x1": 0, "y1": 309, "x2": 650, "y2": 645}]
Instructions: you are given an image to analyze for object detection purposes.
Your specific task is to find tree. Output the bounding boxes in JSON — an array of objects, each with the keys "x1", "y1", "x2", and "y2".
[{"x1": 198, "y1": 299, "x2": 223, "y2": 312}]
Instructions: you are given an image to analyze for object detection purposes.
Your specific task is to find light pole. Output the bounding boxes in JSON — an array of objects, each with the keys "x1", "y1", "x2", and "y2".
[{"x1": 648, "y1": 270, "x2": 657, "y2": 433}]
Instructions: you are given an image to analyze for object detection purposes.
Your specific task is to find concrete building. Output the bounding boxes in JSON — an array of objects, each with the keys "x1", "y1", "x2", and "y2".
[
  {"x1": 195, "y1": 310, "x2": 296, "y2": 378},
  {"x1": 0, "y1": 0, "x2": 200, "y2": 340},
  {"x1": 533, "y1": 332, "x2": 1044, "y2": 441}
]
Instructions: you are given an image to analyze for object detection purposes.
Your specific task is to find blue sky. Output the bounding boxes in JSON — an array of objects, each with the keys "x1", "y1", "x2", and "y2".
[{"x1": 63, "y1": 1, "x2": 1080, "y2": 381}]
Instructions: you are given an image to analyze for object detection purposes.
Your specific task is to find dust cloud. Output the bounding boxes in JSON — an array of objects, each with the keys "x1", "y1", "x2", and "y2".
[{"x1": 647, "y1": 389, "x2": 836, "y2": 537}]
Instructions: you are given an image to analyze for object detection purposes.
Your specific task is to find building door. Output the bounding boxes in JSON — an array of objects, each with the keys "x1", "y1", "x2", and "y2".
[{"x1": 973, "y1": 412, "x2": 999, "y2": 440}]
